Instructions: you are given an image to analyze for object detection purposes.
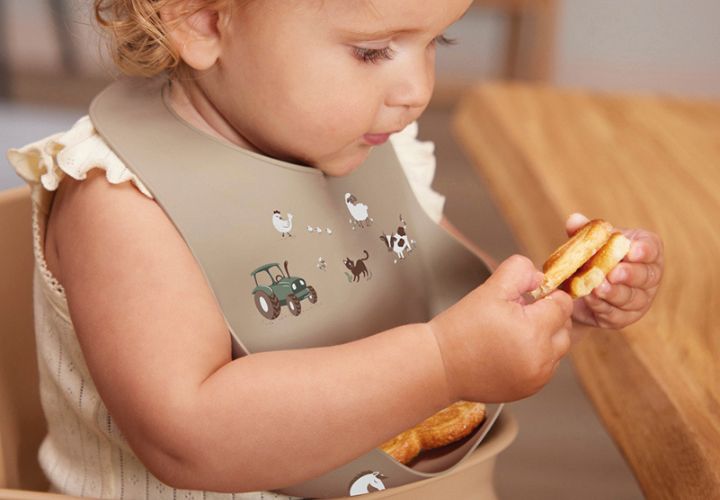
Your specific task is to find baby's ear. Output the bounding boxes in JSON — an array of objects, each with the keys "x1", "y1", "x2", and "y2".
[{"x1": 160, "y1": 2, "x2": 224, "y2": 71}]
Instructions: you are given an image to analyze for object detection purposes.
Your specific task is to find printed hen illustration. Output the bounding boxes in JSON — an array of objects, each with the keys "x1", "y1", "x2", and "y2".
[{"x1": 272, "y1": 210, "x2": 293, "y2": 237}]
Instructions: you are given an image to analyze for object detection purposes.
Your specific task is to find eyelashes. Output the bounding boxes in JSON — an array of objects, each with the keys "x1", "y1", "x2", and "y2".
[
  {"x1": 353, "y1": 46, "x2": 395, "y2": 64},
  {"x1": 353, "y1": 34, "x2": 458, "y2": 64},
  {"x1": 434, "y1": 34, "x2": 459, "y2": 47}
]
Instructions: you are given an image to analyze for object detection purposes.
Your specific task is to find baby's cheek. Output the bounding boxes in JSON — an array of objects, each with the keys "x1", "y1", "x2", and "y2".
[
  {"x1": 326, "y1": 111, "x2": 375, "y2": 147},
  {"x1": 329, "y1": 96, "x2": 374, "y2": 126},
  {"x1": 294, "y1": 95, "x2": 367, "y2": 138}
]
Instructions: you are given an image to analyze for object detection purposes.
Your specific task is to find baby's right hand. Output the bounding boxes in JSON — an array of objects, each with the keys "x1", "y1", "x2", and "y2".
[{"x1": 429, "y1": 255, "x2": 574, "y2": 403}]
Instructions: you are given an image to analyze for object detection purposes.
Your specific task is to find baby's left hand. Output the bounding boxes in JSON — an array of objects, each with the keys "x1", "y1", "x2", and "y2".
[{"x1": 566, "y1": 213, "x2": 664, "y2": 329}]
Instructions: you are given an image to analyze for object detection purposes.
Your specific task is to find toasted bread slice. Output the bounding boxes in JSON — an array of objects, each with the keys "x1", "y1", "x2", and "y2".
[
  {"x1": 415, "y1": 401, "x2": 486, "y2": 450},
  {"x1": 564, "y1": 232, "x2": 631, "y2": 298},
  {"x1": 380, "y1": 401, "x2": 486, "y2": 465},
  {"x1": 531, "y1": 219, "x2": 613, "y2": 299},
  {"x1": 378, "y1": 429, "x2": 422, "y2": 466}
]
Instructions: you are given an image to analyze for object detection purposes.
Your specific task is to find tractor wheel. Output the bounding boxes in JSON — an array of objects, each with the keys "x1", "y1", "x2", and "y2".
[
  {"x1": 306, "y1": 286, "x2": 318, "y2": 304},
  {"x1": 286, "y1": 293, "x2": 302, "y2": 316},
  {"x1": 254, "y1": 291, "x2": 280, "y2": 320}
]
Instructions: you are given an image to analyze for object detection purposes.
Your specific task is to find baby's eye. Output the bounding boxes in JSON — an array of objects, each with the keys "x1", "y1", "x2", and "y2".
[
  {"x1": 432, "y1": 34, "x2": 458, "y2": 47},
  {"x1": 352, "y1": 46, "x2": 396, "y2": 64},
  {"x1": 352, "y1": 34, "x2": 458, "y2": 65}
]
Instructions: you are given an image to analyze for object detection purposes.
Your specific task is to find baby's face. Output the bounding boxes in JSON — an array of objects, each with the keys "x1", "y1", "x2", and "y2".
[{"x1": 200, "y1": 0, "x2": 472, "y2": 175}]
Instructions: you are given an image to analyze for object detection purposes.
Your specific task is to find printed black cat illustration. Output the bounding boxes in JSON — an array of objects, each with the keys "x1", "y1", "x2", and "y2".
[{"x1": 344, "y1": 250, "x2": 372, "y2": 282}]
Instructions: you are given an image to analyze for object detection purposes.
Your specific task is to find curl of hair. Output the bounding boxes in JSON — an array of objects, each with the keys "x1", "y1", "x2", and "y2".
[{"x1": 94, "y1": 0, "x2": 229, "y2": 78}]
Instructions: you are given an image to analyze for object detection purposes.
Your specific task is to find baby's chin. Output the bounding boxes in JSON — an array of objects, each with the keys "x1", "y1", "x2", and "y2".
[{"x1": 313, "y1": 146, "x2": 373, "y2": 177}]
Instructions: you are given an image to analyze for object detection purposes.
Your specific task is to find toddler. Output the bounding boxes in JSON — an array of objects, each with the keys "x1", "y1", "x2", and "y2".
[{"x1": 7, "y1": 0, "x2": 664, "y2": 498}]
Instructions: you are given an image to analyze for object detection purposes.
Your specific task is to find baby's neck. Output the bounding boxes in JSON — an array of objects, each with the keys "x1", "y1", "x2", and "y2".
[{"x1": 167, "y1": 79, "x2": 258, "y2": 153}]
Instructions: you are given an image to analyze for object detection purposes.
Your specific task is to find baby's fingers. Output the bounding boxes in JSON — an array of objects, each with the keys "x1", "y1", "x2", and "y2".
[
  {"x1": 594, "y1": 280, "x2": 650, "y2": 311},
  {"x1": 607, "y1": 262, "x2": 662, "y2": 290},
  {"x1": 550, "y1": 326, "x2": 572, "y2": 364},
  {"x1": 565, "y1": 212, "x2": 591, "y2": 236},
  {"x1": 552, "y1": 317, "x2": 573, "y2": 352},
  {"x1": 582, "y1": 293, "x2": 644, "y2": 328},
  {"x1": 623, "y1": 230, "x2": 663, "y2": 264},
  {"x1": 526, "y1": 290, "x2": 574, "y2": 334}
]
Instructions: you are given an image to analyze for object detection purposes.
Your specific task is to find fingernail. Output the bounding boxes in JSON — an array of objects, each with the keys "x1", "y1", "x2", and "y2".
[
  {"x1": 568, "y1": 213, "x2": 588, "y2": 225},
  {"x1": 612, "y1": 268, "x2": 627, "y2": 282},
  {"x1": 630, "y1": 245, "x2": 644, "y2": 260},
  {"x1": 598, "y1": 281, "x2": 611, "y2": 295}
]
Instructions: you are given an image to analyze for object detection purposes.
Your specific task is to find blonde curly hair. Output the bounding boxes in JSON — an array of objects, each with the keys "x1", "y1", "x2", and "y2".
[{"x1": 94, "y1": 0, "x2": 231, "y2": 77}]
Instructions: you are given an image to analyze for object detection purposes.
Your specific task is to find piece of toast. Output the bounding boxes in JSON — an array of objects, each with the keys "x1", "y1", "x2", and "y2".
[
  {"x1": 563, "y1": 232, "x2": 632, "y2": 298},
  {"x1": 379, "y1": 401, "x2": 486, "y2": 465},
  {"x1": 531, "y1": 219, "x2": 613, "y2": 299}
]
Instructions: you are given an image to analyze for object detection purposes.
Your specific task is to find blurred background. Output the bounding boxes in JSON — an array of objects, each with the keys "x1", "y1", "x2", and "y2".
[{"x1": 1, "y1": 1, "x2": 719, "y2": 498}]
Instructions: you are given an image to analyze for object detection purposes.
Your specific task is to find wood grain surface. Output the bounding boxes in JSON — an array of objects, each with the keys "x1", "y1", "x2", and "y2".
[{"x1": 453, "y1": 83, "x2": 720, "y2": 499}]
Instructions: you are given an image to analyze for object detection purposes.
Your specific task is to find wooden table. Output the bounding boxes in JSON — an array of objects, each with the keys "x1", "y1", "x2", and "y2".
[{"x1": 453, "y1": 83, "x2": 720, "y2": 499}]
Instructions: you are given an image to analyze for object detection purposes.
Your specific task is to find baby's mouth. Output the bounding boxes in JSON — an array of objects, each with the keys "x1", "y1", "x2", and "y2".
[{"x1": 362, "y1": 133, "x2": 391, "y2": 146}]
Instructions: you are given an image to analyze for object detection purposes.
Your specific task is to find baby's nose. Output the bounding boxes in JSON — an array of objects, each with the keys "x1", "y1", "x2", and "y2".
[{"x1": 386, "y1": 55, "x2": 434, "y2": 110}]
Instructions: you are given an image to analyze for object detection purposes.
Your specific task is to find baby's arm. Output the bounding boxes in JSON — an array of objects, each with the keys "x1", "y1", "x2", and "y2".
[{"x1": 50, "y1": 170, "x2": 572, "y2": 493}]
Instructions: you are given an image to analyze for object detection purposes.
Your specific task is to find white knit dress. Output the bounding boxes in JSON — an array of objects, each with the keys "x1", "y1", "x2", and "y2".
[{"x1": 7, "y1": 116, "x2": 445, "y2": 499}]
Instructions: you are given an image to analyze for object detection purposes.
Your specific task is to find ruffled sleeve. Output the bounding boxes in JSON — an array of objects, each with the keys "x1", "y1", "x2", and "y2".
[
  {"x1": 390, "y1": 121, "x2": 446, "y2": 224},
  {"x1": 6, "y1": 115, "x2": 153, "y2": 202}
]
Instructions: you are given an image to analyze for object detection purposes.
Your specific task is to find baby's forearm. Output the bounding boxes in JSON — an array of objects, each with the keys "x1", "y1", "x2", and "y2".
[{"x1": 141, "y1": 322, "x2": 450, "y2": 492}]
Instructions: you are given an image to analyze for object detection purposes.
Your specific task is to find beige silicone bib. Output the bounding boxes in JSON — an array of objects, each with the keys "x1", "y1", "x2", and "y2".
[{"x1": 90, "y1": 78, "x2": 502, "y2": 499}]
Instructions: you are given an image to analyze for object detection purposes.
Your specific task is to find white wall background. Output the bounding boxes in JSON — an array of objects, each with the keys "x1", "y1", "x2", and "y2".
[
  {"x1": 441, "y1": 0, "x2": 720, "y2": 98},
  {"x1": 3, "y1": 0, "x2": 720, "y2": 98},
  {"x1": 553, "y1": 0, "x2": 720, "y2": 98}
]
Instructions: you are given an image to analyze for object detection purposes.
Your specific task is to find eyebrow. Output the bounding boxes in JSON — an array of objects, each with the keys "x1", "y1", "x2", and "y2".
[
  {"x1": 339, "y1": 9, "x2": 470, "y2": 40},
  {"x1": 341, "y1": 27, "x2": 423, "y2": 39}
]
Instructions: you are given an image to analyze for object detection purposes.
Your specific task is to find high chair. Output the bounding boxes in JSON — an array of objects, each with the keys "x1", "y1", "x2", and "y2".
[
  {"x1": 0, "y1": 186, "x2": 517, "y2": 499},
  {"x1": 0, "y1": 186, "x2": 81, "y2": 499}
]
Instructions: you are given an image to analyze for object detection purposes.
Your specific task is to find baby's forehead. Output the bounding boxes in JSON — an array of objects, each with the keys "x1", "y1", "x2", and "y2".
[
  {"x1": 314, "y1": 0, "x2": 431, "y2": 27},
  {"x1": 311, "y1": 0, "x2": 383, "y2": 17},
  {"x1": 248, "y1": 0, "x2": 468, "y2": 37}
]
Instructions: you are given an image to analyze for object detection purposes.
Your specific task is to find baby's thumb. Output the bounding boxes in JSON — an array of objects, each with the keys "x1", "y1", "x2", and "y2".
[
  {"x1": 566, "y1": 212, "x2": 590, "y2": 237},
  {"x1": 488, "y1": 255, "x2": 544, "y2": 300},
  {"x1": 525, "y1": 290, "x2": 574, "y2": 335}
]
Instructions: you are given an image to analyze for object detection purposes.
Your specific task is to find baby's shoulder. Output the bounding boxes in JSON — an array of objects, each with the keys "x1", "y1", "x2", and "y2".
[
  {"x1": 6, "y1": 116, "x2": 168, "y2": 287},
  {"x1": 7, "y1": 115, "x2": 153, "y2": 199},
  {"x1": 44, "y1": 155, "x2": 168, "y2": 290}
]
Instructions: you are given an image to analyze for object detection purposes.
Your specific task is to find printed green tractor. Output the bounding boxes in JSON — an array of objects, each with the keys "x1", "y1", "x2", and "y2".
[{"x1": 250, "y1": 261, "x2": 317, "y2": 319}]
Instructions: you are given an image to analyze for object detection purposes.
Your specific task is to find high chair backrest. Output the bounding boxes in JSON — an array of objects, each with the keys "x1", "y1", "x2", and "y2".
[{"x1": 0, "y1": 186, "x2": 48, "y2": 491}]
